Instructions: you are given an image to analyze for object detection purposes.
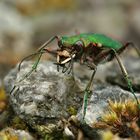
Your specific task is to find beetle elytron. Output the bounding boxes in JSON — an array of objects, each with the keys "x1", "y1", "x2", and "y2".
[{"x1": 17, "y1": 33, "x2": 140, "y2": 120}]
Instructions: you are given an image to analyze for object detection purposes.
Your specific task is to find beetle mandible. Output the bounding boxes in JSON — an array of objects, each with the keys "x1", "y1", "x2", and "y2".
[{"x1": 17, "y1": 33, "x2": 140, "y2": 120}]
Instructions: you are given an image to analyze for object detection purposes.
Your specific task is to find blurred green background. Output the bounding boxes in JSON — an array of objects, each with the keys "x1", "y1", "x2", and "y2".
[{"x1": 0, "y1": 0, "x2": 140, "y2": 80}]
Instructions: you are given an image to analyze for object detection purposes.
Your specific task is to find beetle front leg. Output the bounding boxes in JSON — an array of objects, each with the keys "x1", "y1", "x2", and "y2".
[
  {"x1": 82, "y1": 63, "x2": 97, "y2": 121},
  {"x1": 18, "y1": 48, "x2": 58, "y2": 83},
  {"x1": 17, "y1": 36, "x2": 59, "y2": 83},
  {"x1": 17, "y1": 50, "x2": 46, "y2": 83}
]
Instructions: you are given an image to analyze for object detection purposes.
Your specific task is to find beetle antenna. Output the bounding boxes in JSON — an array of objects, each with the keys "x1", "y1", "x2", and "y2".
[{"x1": 112, "y1": 49, "x2": 140, "y2": 108}]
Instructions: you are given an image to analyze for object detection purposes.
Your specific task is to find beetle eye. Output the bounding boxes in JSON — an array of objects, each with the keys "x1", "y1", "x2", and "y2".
[
  {"x1": 75, "y1": 40, "x2": 84, "y2": 53},
  {"x1": 75, "y1": 40, "x2": 84, "y2": 46}
]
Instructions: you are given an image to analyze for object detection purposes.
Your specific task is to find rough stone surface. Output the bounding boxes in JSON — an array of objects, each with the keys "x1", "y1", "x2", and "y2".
[
  {"x1": 4, "y1": 61, "x2": 83, "y2": 125},
  {"x1": 77, "y1": 85, "x2": 140, "y2": 125},
  {"x1": 0, "y1": 128, "x2": 35, "y2": 140},
  {"x1": 106, "y1": 56, "x2": 140, "y2": 92}
]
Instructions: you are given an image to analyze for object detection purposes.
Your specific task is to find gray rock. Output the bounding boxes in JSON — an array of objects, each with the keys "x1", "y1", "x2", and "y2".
[
  {"x1": 4, "y1": 61, "x2": 83, "y2": 125},
  {"x1": 77, "y1": 85, "x2": 139, "y2": 125},
  {"x1": 106, "y1": 56, "x2": 140, "y2": 92}
]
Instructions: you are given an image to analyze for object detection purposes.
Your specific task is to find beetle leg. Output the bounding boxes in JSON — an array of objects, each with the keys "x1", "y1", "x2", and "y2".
[
  {"x1": 18, "y1": 51, "x2": 45, "y2": 71},
  {"x1": 67, "y1": 61, "x2": 73, "y2": 74},
  {"x1": 62, "y1": 65, "x2": 69, "y2": 73},
  {"x1": 56, "y1": 54, "x2": 60, "y2": 71},
  {"x1": 17, "y1": 36, "x2": 59, "y2": 83},
  {"x1": 18, "y1": 36, "x2": 59, "y2": 71},
  {"x1": 17, "y1": 50, "x2": 46, "y2": 83},
  {"x1": 67, "y1": 54, "x2": 75, "y2": 74},
  {"x1": 82, "y1": 63, "x2": 97, "y2": 120},
  {"x1": 119, "y1": 42, "x2": 140, "y2": 57},
  {"x1": 133, "y1": 45, "x2": 140, "y2": 57},
  {"x1": 62, "y1": 60, "x2": 72, "y2": 73},
  {"x1": 112, "y1": 49, "x2": 140, "y2": 107},
  {"x1": 56, "y1": 64, "x2": 60, "y2": 72},
  {"x1": 59, "y1": 54, "x2": 74, "y2": 74},
  {"x1": 18, "y1": 49, "x2": 58, "y2": 83},
  {"x1": 37, "y1": 36, "x2": 59, "y2": 52},
  {"x1": 110, "y1": 42, "x2": 140, "y2": 61},
  {"x1": 58, "y1": 57, "x2": 72, "y2": 73}
]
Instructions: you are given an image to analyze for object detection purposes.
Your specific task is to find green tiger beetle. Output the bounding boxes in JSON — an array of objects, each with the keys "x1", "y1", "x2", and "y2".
[{"x1": 16, "y1": 33, "x2": 140, "y2": 120}]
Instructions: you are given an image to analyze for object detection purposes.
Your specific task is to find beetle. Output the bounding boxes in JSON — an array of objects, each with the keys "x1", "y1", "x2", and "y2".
[{"x1": 17, "y1": 33, "x2": 140, "y2": 120}]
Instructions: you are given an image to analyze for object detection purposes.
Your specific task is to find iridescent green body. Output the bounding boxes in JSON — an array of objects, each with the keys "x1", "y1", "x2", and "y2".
[{"x1": 61, "y1": 33, "x2": 123, "y2": 50}]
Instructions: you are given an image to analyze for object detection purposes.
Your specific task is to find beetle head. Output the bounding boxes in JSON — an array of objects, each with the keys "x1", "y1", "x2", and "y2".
[
  {"x1": 57, "y1": 36, "x2": 74, "y2": 65},
  {"x1": 57, "y1": 38, "x2": 85, "y2": 66}
]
